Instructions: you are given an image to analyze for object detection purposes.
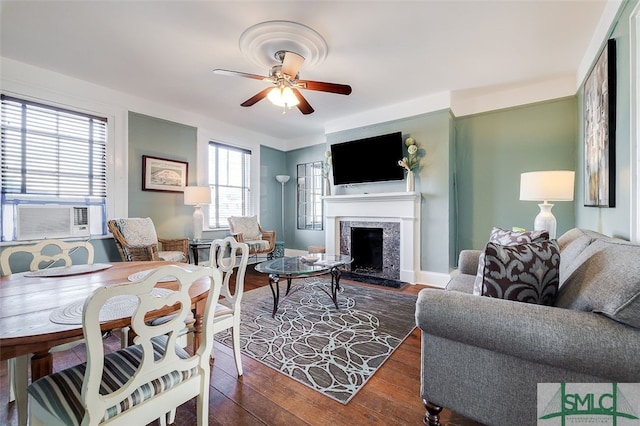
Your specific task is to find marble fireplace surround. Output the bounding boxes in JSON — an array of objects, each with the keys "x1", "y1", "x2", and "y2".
[
  {"x1": 324, "y1": 192, "x2": 421, "y2": 283},
  {"x1": 340, "y1": 220, "x2": 401, "y2": 281}
]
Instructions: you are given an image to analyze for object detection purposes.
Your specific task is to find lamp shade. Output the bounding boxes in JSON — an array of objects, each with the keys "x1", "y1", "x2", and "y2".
[
  {"x1": 275, "y1": 175, "x2": 290, "y2": 184},
  {"x1": 184, "y1": 186, "x2": 211, "y2": 205},
  {"x1": 519, "y1": 171, "x2": 575, "y2": 202}
]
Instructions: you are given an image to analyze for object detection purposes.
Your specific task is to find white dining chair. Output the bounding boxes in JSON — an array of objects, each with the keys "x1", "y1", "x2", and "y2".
[
  {"x1": 0, "y1": 239, "x2": 94, "y2": 425},
  {"x1": 210, "y1": 236, "x2": 249, "y2": 376},
  {"x1": 159, "y1": 237, "x2": 248, "y2": 426},
  {"x1": 0, "y1": 239, "x2": 95, "y2": 276},
  {"x1": 27, "y1": 264, "x2": 223, "y2": 426}
]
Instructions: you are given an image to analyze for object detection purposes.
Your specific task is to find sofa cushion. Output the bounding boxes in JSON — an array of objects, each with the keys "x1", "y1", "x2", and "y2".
[
  {"x1": 554, "y1": 239, "x2": 640, "y2": 328},
  {"x1": 473, "y1": 228, "x2": 550, "y2": 295},
  {"x1": 481, "y1": 240, "x2": 560, "y2": 305},
  {"x1": 445, "y1": 273, "x2": 475, "y2": 293},
  {"x1": 556, "y1": 228, "x2": 617, "y2": 285}
]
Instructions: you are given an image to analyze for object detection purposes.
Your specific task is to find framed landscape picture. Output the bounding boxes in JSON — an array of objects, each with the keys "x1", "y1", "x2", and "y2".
[
  {"x1": 583, "y1": 38, "x2": 616, "y2": 207},
  {"x1": 142, "y1": 155, "x2": 188, "y2": 192}
]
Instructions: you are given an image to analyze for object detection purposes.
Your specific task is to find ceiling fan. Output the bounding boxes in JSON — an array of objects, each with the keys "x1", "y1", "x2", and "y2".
[{"x1": 213, "y1": 50, "x2": 352, "y2": 115}]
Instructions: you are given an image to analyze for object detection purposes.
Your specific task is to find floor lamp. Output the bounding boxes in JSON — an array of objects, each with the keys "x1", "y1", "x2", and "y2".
[{"x1": 276, "y1": 175, "x2": 290, "y2": 240}]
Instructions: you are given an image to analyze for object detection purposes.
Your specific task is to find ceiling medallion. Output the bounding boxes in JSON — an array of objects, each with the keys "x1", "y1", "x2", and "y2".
[{"x1": 239, "y1": 20, "x2": 328, "y2": 71}]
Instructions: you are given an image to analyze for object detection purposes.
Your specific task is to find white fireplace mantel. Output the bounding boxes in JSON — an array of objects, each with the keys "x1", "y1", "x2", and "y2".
[{"x1": 324, "y1": 192, "x2": 421, "y2": 283}]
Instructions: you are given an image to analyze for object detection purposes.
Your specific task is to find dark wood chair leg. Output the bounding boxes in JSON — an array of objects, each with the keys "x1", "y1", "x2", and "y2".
[{"x1": 423, "y1": 400, "x2": 443, "y2": 426}]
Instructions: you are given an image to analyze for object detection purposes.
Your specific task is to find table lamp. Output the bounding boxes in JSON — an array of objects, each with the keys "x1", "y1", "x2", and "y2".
[
  {"x1": 519, "y1": 171, "x2": 575, "y2": 239},
  {"x1": 184, "y1": 186, "x2": 211, "y2": 241}
]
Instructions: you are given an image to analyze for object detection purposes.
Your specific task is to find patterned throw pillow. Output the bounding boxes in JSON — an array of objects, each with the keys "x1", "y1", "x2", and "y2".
[
  {"x1": 228, "y1": 216, "x2": 262, "y2": 241},
  {"x1": 116, "y1": 218, "x2": 158, "y2": 247},
  {"x1": 481, "y1": 240, "x2": 560, "y2": 305},
  {"x1": 473, "y1": 228, "x2": 550, "y2": 295}
]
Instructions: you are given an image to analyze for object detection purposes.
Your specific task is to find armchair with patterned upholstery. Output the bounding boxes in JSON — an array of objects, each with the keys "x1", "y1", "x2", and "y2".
[
  {"x1": 107, "y1": 218, "x2": 188, "y2": 262},
  {"x1": 227, "y1": 216, "x2": 275, "y2": 257}
]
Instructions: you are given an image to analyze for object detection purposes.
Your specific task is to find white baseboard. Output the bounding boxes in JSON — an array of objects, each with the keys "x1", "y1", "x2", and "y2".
[{"x1": 415, "y1": 270, "x2": 450, "y2": 288}]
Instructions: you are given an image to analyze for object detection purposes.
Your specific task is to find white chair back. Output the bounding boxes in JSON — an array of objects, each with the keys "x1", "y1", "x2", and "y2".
[
  {"x1": 28, "y1": 264, "x2": 222, "y2": 425},
  {"x1": 0, "y1": 239, "x2": 94, "y2": 275},
  {"x1": 209, "y1": 236, "x2": 249, "y2": 376},
  {"x1": 211, "y1": 236, "x2": 249, "y2": 310},
  {"x1": 83, "y1": 265, "x2": 221, "y2": 422},
  {"x1": 1, "y1": 239, "x2": 94, "y2": 423}
]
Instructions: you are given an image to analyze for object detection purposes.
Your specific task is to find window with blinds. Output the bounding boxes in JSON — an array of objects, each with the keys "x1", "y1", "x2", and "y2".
[
  {"x1": 1, "y1": 95, "x2": 108, "y2": 241},
  {"x1": 207, "y1": 141, "x2": 251, "y2": 229}
]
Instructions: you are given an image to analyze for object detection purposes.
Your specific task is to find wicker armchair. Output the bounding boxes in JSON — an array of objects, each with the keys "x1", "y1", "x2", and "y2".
[
  {"x1": 107, "y1": 218, "x2": 188, "y2": 262},
  {"x1": 227, "y1": 216, "x2": 275, "y2": 257}
]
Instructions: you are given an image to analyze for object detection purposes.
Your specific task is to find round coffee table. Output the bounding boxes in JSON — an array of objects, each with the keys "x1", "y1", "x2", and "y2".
[{"x1": 254, "y1": 254, "x2": 353, "y2": 317}]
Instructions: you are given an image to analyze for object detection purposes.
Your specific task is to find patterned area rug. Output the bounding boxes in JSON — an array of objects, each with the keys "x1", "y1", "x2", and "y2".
[{"x1": 215, "y1": 277, "x2": 417, "y2": 404}]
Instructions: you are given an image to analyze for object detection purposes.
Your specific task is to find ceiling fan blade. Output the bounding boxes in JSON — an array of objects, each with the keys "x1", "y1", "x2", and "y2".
[
  {"x1": 291, "y1": 88, "x2": 314, "y2": 115},
  {"x1": 281, "y1": 52, "x2": 305, "y2": 78},
  {"x1": 240, "y1": 87, "x2": 273, "y2": 107},
  {"x1": 213, "y1": 69, "x2": 269, "y2": 81},
  {"x1": 298, "y1": 80, "x2": 352, "y2": 95}
]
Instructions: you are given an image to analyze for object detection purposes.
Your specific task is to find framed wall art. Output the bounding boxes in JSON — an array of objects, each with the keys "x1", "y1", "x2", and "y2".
[
  {"x1": 583, "y1": 38, "x2": 616, "y2": 207},
  {"x1": 142, "y1": 155, "x2": 188, "y2": 192}
]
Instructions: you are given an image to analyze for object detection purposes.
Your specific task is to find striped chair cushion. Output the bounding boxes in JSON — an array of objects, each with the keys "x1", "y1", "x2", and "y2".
[{"x1": 27, "y1": 336, "x2": 196, "y2": 425}]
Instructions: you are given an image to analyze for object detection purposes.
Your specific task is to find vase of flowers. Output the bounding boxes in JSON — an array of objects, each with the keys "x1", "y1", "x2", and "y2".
[
  {"x1": 398, "y1": 137, "x2": 420, "y2": 192},
  {"x1": 322, "y1": 150, "x2": 332, "y2": 195}
]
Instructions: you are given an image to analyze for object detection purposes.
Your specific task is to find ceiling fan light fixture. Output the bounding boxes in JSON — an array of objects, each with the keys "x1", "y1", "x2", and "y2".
[{"x1": 267, "y1": 85, "x2": 299, "y2": 109}]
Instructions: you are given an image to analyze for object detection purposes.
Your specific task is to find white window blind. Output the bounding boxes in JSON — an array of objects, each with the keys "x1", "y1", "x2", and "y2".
[
  {"x1": 1, "y1": 95, "x2": 108, "y2": 241},
  {"x1": 1, "y1": 95, "x2": 107, "y2": 197},
  {"x1": 207, "y1": 141, "x2": 251, "y2": 228}
]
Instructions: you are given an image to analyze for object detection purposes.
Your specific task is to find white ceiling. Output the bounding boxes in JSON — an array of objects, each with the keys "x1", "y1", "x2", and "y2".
[{"x1": 0, "y1": 1, "x2": 609, "y2": 143}]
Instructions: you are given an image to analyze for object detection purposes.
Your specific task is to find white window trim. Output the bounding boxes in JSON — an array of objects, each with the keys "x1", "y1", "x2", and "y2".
[
  {"x1": 0, "y1": 90, "x2": 125, "y2": 242},
  {"x1": 631, "y1": 2, "x2": 640, "y2": 243},
  {"x1": 205, "y1": 140, "x2": 253, "y2": 230}
]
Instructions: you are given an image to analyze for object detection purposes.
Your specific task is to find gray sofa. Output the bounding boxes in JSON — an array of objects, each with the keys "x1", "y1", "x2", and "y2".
[{"x1": 415, "y1": 228, "x2": 640, "y2": 426}]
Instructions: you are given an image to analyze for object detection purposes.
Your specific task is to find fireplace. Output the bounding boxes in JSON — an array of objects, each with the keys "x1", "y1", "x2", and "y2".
[
  {"x1": 324, "y1": 192, "x2": 420, "y2": 283},
  {"x1": 351, "y1": 227, "x2": 383, "y2": 273},
  {"x1": 340, "y1": 221, "x2": 401, "y2": 281}
]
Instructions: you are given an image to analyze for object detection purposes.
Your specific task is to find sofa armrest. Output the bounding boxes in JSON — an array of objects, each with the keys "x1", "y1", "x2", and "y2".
[
  {"x1": 457, "y1": 249, "x2": 481, "y2": 275},
  {"x1": 416, "y1": 289, "x2": 640, "y2": 381}
]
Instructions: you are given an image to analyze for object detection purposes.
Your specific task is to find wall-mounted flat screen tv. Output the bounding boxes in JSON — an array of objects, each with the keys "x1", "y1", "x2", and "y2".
[{"x1": 330, "y1": 131, "x2": 404, "y2": 185}]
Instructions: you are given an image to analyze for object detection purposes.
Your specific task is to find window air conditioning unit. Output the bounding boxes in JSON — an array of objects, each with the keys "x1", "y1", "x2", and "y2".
[{"x1": 16, "y1": 205, "x2": 90, "y2": 240}]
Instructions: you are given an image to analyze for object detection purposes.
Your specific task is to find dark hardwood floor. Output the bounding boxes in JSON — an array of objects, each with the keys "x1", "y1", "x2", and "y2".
[{"x1": 1, "y1": 265, "x2": 482, "y2": 425}]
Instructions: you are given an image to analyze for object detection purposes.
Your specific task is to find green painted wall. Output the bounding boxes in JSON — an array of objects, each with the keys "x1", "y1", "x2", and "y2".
[
  {"x1": 260, "y1": 145, "x2": 287, "y2": 240},
  {"x1": 455, "y1": 97, "x2": 577, "y2": 253},
  {"x1": 575, "y1": 0, "x2": 635, "y2": 240},
  {"x1": 326, "y1": 110, "x2": 454, "y2": 273},
  {"x1": 285, "y1": 143, "x2": 327, "y2": 251},
  {"x1": 127, "y1": 112, "x2": 197, "y2": 239}
]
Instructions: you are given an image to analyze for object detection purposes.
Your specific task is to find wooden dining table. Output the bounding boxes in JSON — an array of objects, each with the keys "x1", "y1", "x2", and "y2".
[{"x1": 0, "y1": 260, "x2": 211, "y2": 426}]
